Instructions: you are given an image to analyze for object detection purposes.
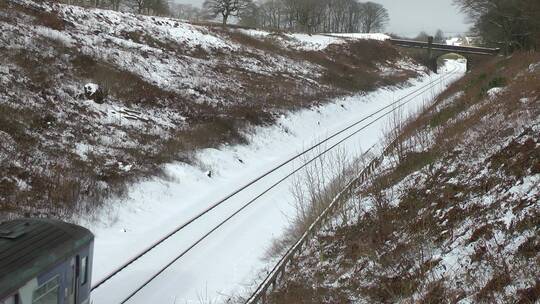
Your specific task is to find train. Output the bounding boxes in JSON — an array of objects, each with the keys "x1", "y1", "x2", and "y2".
[{"x1": 0, "y1": 219, "x2": 94, "y2": 304}]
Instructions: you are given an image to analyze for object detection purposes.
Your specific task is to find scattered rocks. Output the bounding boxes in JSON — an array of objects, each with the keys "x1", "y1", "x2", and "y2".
[
  {"x1": 118, "y1": 162, "x2": 133, "y2": 172},
  {"x1": 0, "y1": 131, "x2": 16, "y2": 162},
  {"x1": 528, "y1": 62, "x2": 540, "y2": 73},
  {"x1": 84, "y1": 83, "x2": 107, "y2": 104},
  {"x1": 487, "y1": 87, "x2": 505, "y2": 99}
]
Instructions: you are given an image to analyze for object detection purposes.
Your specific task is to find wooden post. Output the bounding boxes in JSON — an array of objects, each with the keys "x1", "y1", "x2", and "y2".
[
  {"x1": 428, "y1": 36, "x2": 433, "y2": 59},
  {"x1": 427, "y1": 36, "x2": 437, "y2": 73}
]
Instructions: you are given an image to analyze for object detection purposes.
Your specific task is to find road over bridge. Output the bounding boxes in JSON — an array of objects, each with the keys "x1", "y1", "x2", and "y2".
[{"x1": 389, "y1": 38, "x2": 500, "y2": 72}]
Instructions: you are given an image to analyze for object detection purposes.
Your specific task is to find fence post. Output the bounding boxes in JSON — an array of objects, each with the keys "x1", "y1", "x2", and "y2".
[
  {"x1": 427, "y1": 36, "x2": 437, "y2": 73},
  {"x1": 261, "y1": 288, "x2": 267, "y2": 304},
  {"x1": 428, "y1": 36, "x2": 433, "y2": 59}
]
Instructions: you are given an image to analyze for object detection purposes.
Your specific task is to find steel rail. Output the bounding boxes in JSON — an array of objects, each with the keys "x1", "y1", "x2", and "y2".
[
  {"x1": 92, "y1": 67, "x2": 455, "y2": 294},
  {"x1": 118, "y1": 65, "x2": 459, "y2": 304},
  {"x1": 388, "y1": 38, "x2": 500, "y2": 55}
]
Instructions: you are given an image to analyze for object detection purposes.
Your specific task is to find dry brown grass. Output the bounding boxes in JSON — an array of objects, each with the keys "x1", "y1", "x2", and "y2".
[
  {"x1": 70, "y1": 53, "x2": 175, "y2": 105},
  {"x1": 220, "y1": 30, "x2": 286, "y2": 55},
  {"x1": 0, "y1": 2, "x2": 424, "y2": 220},
  {"x1": 268, "y1": 281, "x2": 351, "y2": 304},
  {"x1": 6, "y1": 2, "x2": 67, "y2": 30},
  {"x1": 306, "y1": 40, "x2": 414, "y2": 91},
  {"x1": 264, "y1": 52, "x2": 540, "y2": 303},
  {"x1": 516, "y1": 280, "x2": 540, "y2": 304}
]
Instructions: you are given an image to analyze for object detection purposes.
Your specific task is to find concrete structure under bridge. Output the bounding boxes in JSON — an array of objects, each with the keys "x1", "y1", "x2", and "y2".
[{"x1": 389, "y1": 37, "x2": 500, "y2": 73}]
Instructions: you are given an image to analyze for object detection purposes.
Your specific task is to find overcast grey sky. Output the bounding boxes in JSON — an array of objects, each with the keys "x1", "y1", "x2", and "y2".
[
  {"x1": 371, "y1": 0, "x2": 470, "y2": 36},
  {"x1": 175, "y1": 0, "x2": 471, "y2": 37}
]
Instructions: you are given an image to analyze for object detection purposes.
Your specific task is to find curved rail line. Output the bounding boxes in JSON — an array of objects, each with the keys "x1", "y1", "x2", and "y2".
[
  {"x1": 93, "y1": 66, "x2": 458, "y2": 303},
  {"x1": 245, "y1": 148, "x2": 381, "y2": 304},
  {"x1": 245, "y1": 63, "x2": 460, "y2": 303}
]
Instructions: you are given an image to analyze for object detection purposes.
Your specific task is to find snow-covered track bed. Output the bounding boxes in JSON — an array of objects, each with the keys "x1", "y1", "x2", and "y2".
[{"x1": 90, "y1": 61, "x2": 465, "y2": 304}]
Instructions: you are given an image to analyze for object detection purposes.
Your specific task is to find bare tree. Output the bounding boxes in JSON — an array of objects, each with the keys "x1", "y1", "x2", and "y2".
[
  {"x1": 359, "y1": 1, "x2": 389, "y2": 33},
  {"x1": 109, "y1": 0, "x2": 122, "y2": 11},
  {"x1": 129, "y1": 0, "x2": 146, "y2": 14},
  {"x1": 243, "y1": 0, "x2": 390, "y2": 34},
  {"x1": 203, "y1": 0, "x2": 252, "y2": 25},
  {"x1": 291, "y1": 0, "x2": 327, "y2": 33},
  {"x1": 415, "y1": 31, "x2": 430, "y2": 42},
  {"x1": 434, "y1": 29, "x2": 445, "y2": 43},
  {"x1": 238, "y1": 1, "x2": 260, "y2": 27},
  {"x1": 453, "y1": 0, "x2": 540, "y2": 52},
  {"x1": 171, "y1": 3, "x2": 202, "y2": 21},
  {"x1": 257, "y1": 0, "x2": 285, "y2": 29}
]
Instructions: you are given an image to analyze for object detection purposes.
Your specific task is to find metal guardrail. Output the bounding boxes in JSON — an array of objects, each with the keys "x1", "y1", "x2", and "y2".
[
  {"x1": 246, "y1": 152, "x2": 384, "y2": 304},
  {"x1": 388, "y1": 39, "x2": 500, "y2": 56}
]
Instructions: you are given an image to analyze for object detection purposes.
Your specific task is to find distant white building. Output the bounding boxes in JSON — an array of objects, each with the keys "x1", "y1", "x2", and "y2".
[
  {"x1": 446, "y1": 37, "x2": 463, "y2": 46},
  {"x1": 464, "y1": 36, "x2": 483, "y2": 46},
  {"x1": 446, "y1": 36, "x2": 482, "y2": 47}
]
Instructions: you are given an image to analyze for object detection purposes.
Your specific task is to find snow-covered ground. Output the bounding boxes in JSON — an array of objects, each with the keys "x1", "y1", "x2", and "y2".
[
  {"x1": 5, "y1": 0, "x2": 326, "y2": 103},
  {"x1": 237, "y1": 29, "x2": 390, "y2": 51},
  {"x1": 264, "y1": 55, "x2": 540, "y2": 303},
  {"x1": 2, "y1": 0, "x2": 417, "y2": 220},
  {"x1": 85, "y1": 60, "x2": 466, "y2": 303}
]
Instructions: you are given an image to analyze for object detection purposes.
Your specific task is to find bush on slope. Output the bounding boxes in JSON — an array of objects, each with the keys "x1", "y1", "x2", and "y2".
[
  {"x1": 0, "y1": 0, "x2": 419, "y2": 218},
  {"x1": 266, "y1": 53, "x2": 540, "y2": 303}
]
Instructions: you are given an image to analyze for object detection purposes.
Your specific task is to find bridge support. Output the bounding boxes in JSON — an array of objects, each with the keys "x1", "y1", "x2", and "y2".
[
  {"x1": 427, "y1": 36, "x2": 433, "y2": 60},
  {"x1": 388, "y1": 38, "x2": 499, "y2": 73},
  {"x1": 427, "y1": 36, "x2": 438, "y2": 73}
]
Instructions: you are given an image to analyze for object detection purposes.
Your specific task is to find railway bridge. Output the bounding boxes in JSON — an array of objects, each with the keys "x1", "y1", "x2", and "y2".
[{"x1": 389, "y1": 37, "x2": 500, "y2": 72}]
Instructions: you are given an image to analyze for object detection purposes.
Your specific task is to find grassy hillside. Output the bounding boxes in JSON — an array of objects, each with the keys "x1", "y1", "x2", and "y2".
[
  {"x1": 0, "y1": 0, "x2": 422, "y2": 219},
  {"x1": 265, "y1": 53, "x2": 540, "y2": 303}
]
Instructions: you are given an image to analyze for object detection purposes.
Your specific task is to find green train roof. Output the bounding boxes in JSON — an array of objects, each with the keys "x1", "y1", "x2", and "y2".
[{"x1": 0, "y1": 218, "x2": 94, "y2": 298}]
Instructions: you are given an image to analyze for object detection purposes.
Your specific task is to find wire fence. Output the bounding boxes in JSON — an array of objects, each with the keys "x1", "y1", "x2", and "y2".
[{"x1": 244, "y1": 64, "x2": 460, "y2": 304}]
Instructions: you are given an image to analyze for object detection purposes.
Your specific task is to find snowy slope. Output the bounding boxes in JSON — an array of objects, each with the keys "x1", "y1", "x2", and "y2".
[
  {"x1": 263, "y1": 55, "x2": 540, "y2": 303},
  {"x1": 1, "y1": 0, "x2": 418, "y2": 219},
  {"x1": 87, "y1": 60, "x2": 465, "y2": 304},
  {"x1": 6, "y1": 0, "x2": 319, "y2": 99},
  {"x1": 237, "y1": 30, "x2": 390, "y2": 51},
  {"x1": 0, "y1": 1, "x2": 444, "y2": 302}
]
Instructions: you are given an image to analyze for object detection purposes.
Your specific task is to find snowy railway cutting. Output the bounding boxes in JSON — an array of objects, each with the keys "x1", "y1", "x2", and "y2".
[
  {"x1": 90, "y1": 60, "x2": 466, "y2": 304},
  {"x1": 2, "y1": 0, "x2": 540, "y2": 303}
]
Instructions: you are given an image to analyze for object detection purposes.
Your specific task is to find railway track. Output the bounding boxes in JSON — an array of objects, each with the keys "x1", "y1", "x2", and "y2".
[
  {"x1": 245, "y1": 62, "x2": 461, "y2": 303},
  {"x1": 92, "y1": 62, "x2": 461, "y2": 303}
]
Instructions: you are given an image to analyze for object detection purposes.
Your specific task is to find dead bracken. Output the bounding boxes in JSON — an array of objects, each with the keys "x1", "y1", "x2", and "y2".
[
  {"x1": 263, "y1": 53, "x2": 540, "y2": 303},
  {"x1": 0, "y1": 0, "x2": 419, "y2": 219}
]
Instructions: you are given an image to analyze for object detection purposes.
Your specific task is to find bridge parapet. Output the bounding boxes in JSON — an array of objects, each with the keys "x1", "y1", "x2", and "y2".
[
  {"x1": 389, "y1": 38, "x2": 499, "y2": 73},
  {"x1": 389, "y1": 39, "x2": 500, "y2": 56}
]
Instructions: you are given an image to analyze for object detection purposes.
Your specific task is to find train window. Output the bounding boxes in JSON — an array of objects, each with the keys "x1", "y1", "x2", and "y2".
[
  {"x1": 32, "y1": 276, "x2": 59, "y2": 304},
  {"x1": 1, "y1": 294, "x2": 17, "y2": 304},
  {"x1": 71, "y1": 259, "x2": 76, "y2": 293},
  {"x1": 80, "y1": 256, "x2": 88, "y2": 285}
]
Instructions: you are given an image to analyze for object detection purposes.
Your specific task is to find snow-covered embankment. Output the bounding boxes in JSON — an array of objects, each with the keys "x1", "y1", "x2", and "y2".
[{"x1": 86, "y1": 60, "x2": 466, "y2": 303}]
